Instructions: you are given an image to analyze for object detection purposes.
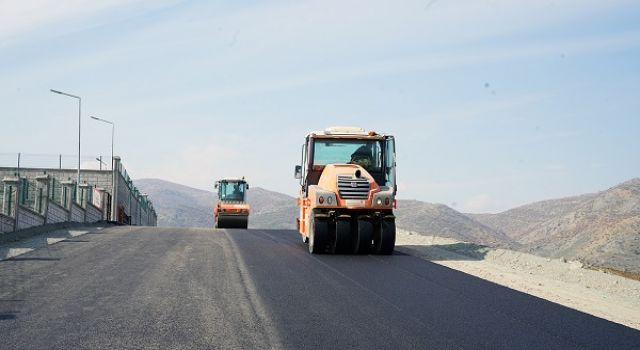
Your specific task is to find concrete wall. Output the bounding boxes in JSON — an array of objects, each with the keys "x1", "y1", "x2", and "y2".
[
  {"x1": 0, "y1": 168, "x2": 112, "y2": 214},
  {"x1": 85, "y1": 204, "x2": 102, "y2": 223},
  {"x1": 0, "y1": 156, "x2": 157, "y2": 231},
  {"x1": 17, "y1": 206, "x2": 45, "y2": 231},
  {"x1": 46, "y1": 201, "x2": 68, "y2": 224},
  {"x1": 0, "y1": 213, "x2": 13, "y2": 233},
  {"x1": 70, "y1": 203, "x2": 84, "y2": 223},
  {"x1": 0, "y1": 171, "x2": 112, "y2": 236},
  {"x1": 0, "y1": 168, "x2": 113, "y2": 194}
]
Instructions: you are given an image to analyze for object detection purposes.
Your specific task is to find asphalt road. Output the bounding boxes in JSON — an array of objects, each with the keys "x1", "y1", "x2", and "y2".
[{"x1": 1, "y1": 226, "x2": 638, "y2": 349}]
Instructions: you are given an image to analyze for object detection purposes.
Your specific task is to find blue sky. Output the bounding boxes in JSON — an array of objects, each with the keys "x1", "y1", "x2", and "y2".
[{"x1": 1, "y1": 0, "x2": 639, "y2": 213}]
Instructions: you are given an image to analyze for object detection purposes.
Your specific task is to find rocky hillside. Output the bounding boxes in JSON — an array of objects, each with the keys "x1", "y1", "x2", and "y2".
[
  {"x1": 395, "y1": 200, "x2": 516, "y2": 247},
  {"x1": 135, "y1": 179, "x2": 215, "y2": 228},
  {"x1": 469, "y1": 178, "x2": 640, "y2": 273}
]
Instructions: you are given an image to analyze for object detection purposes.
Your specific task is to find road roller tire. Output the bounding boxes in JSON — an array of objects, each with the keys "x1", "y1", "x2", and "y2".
[
  {"x1": 353, "y1": 219, "x2": 373, "y2": 254},
  {"x1": 240, "y1": 216, "x2": 248, "y2": 229},
  {"x1": 331, "y1": 217, "x2": 351, "y2": 254},
  {"x1": 374, "y1": 219, "x2": 396, "y2": 255},
  {"x1": 309, "y1": 215, "x2": 329, "y2": 254},
  {"x1": 216, "y1": 215, "x2": 248, "y2": 229},
  {"x1": 217, "y1": 216, "x2": 229, "y2": 228}
]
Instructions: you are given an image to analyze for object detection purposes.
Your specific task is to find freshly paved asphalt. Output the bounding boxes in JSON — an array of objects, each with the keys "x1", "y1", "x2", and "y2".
[{"x1": 0, "y1": 226, "x2": 638, "y2": 349}]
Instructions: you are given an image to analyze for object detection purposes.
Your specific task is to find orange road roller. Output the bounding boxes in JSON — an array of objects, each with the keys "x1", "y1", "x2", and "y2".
[
  {"x1": 214, "y1": 177, "x2": 250, "y2": 229},
  {"x1": 294, "y1": 126, "x2": 397, "y2": 254}
]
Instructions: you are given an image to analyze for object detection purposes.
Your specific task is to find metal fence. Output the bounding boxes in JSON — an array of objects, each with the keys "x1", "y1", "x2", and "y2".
[
  {"x1": 1, "y1": 184, "x2": 17, "y2": 216},
  {"x1": 49, "y1": 177, "x2": 64, "y2": 207},
  {"x1": 0, "y1": 153, "x2": 113, "y2": 171},
  {"x1": 0, "y1": 184, "x2": 5, "y2": 215},
  {"x1": 118, "y1": 162, "x2": 154, "y2": 214}
]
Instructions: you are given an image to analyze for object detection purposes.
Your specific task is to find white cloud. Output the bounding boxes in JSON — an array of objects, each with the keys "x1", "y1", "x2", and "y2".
[
  {"x1": 3, "y1": 0, "x2": 638, "y2": 111},
  {"x1": 93, "y1": 28, "x2": 640, "y2": 115},
  {"x1": 0, "y1": 0, "x2": 132, "y2": 42}
]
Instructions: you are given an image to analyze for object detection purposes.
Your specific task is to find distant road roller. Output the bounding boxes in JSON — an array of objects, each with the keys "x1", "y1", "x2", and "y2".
[
  {"x1": 214, "y1": 178, "x2": 250, "y2": 229},
  {"x1": 294, "y1": 126, "x2": 397, "y2": 254}
]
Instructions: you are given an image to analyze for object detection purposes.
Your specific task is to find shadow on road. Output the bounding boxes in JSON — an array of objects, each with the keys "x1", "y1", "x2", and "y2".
[
  {"x1": 398, "y1": 242, "x2": 490, "y2": 261},
  {"x1": 0, "y1": 313, "x2": 17, "y2": 320},
  {"x1": 8, "y1": 257, "x2": 61, "y2": 261},
  {"x1": 0, "y1": 303, "x2": 21, "y2": 321}
]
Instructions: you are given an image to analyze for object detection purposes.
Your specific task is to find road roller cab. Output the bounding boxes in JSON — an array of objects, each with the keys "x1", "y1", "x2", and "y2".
[
  {"x1": 294, "y1": 126, "x2": 397, "y2": 254},
  {"x1": 214, "y1": 178, "x2": 250, "y2": 229}
]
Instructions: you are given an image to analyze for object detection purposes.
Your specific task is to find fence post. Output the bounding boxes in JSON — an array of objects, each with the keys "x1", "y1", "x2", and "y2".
[
  {"x1": 79, "y1": 183, "x2": 90, "y2": 209},
  {"x1": 61, "y1": 180, "x2": 75, "y2": 221},
  {"x1": 79, "y1": 183, "x2": 90, "y2": 223},
  {"x1": 141, "y1": 194, "x2": 149, "y2": 226},
  {"x1": 111, "y1": 156, "x2": 121, "y2": 222},
  {"x1": 3, "y1": 176, "x2": 21, "y2": 232},
  {"x1": 35, "y1": 174, "x2": 50, "y2": 219},
  {"x1": 95, "y1": 187, "x2": 107, "y2": 220},
  {"x1": 49, "y1": 177, "x2": 56, "y2": 202}
]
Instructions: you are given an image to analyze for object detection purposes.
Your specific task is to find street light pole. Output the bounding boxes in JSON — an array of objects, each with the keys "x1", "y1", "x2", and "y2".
[
  {"x1": 90, "y1": 116, "x2": 116, "y2": 221},
  {"x1": 50, "y1": 89, "x2": 82, "y2": 200},
  {"x1": 89, "y1": 116, "x2": 114, "y2": 170}
]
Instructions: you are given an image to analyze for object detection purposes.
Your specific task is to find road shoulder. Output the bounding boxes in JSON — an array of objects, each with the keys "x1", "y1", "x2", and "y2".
[
  {"x1": 0, "y1": 224, "x2": 109, "y2": 261},
  {"x1": 396, "y1": 229, "x2": 640, "y2": 330}
]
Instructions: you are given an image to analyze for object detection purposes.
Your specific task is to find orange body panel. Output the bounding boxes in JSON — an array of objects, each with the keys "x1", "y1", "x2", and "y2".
[
  {"x1": 298, "y1": 163, "x2": 392, "y2": 237},
  {"x1": 214, "y1": 202, "x2": 251, "y2": 219}
]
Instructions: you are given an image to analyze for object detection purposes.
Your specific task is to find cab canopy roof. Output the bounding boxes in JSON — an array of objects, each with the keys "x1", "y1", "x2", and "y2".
[
  {"x1": 218, "y1": 178, "x2": 247, "y2": 183},
  {"x1": 308, "y1": 126, "x2": 387, "y2": 139}
]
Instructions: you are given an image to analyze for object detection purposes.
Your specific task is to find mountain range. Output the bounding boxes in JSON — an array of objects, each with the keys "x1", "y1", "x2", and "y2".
[
  {"x1": 469, "y1": 178, "x2": 640, "y2": 273},
  {"x1": 136, "y1": 178, "x2": 640, "y2": 274}
]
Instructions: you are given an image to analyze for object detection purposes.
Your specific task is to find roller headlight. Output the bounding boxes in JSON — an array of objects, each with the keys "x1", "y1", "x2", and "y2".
[
  {"x1": 373, "y1": 191, "x2": 394, "y2": 207},
  {"x1": 313, "y1": 187, "x2": 336, "y2": 206}
]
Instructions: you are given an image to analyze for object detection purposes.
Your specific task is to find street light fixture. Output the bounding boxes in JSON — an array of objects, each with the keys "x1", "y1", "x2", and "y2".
[
  {"x1": 50, "y1": 89, "x2": 81, "y2": 199},
  {"x1": 96, "y1": 157, "x2": 107, "y2": 170}
]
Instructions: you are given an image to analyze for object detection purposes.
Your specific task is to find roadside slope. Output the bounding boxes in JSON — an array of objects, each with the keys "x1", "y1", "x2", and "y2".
[{"x1": 395, "y1": 229, "x2": 640, "y2": 330}]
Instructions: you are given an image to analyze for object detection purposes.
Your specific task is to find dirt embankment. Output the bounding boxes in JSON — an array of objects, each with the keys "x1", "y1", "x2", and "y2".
[{"x1": 396, "y1": 229, "x2": 640, "y2": 330}]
